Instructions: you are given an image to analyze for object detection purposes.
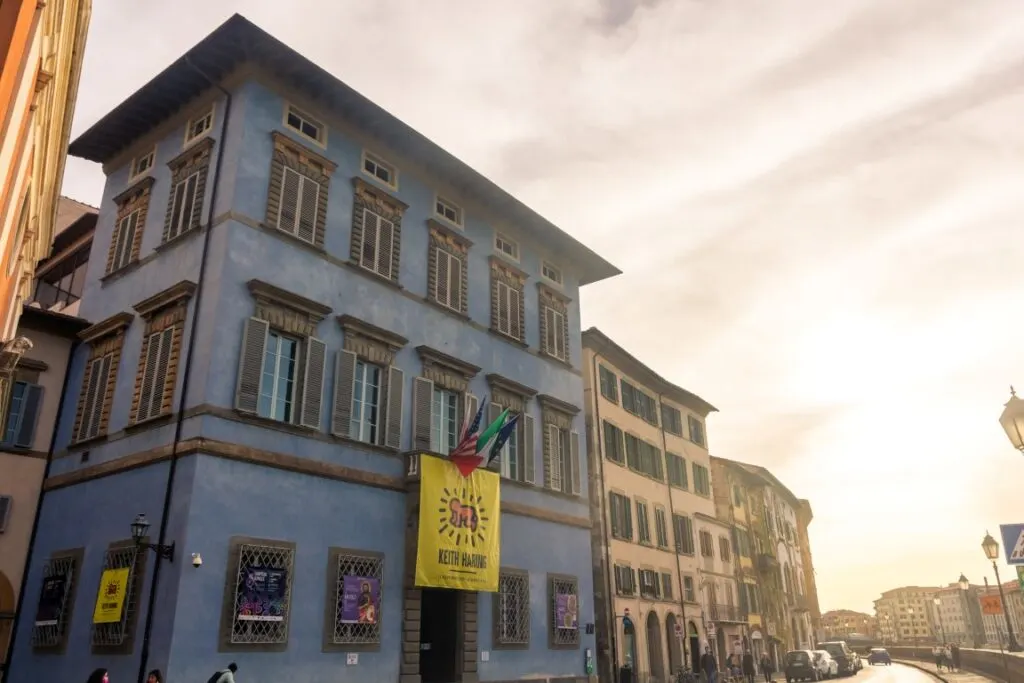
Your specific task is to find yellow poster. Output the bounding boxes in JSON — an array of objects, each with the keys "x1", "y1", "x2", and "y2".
[
  {"x1": 92, "y1": 567, "x2": 130, "y2": 624},
  {"x1": 415, "y1": 456, "x2": 500, "y2": 592}
]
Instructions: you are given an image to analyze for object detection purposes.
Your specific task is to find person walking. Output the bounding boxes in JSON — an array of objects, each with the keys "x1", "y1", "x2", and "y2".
[
  {"x1": 208, "y1": 662, "x2": 238, "y2": 683},
  {"x1": 146, "y1": 670, "x2": 163, "y2": 683},
  {"x1": 742, "y1": 649, "x2": 756, "y2": 683},
  {"x1": 951, "y1": 643, "x2": 961, "y2": 672},
  {"x1": 759, "y1": 653, "x2": 774, "y2": 683},
  {"x1": 701, "y1": 646, "x2": 719, "y2": 683},
  {"x1": 86, "y1": 669, "x2": 109, "y2": 683}
]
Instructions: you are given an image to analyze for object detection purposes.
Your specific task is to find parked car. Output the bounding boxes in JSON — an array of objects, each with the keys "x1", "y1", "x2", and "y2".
[
  {"x1": 785, "y1": 650, "x2": 820, "y2": 682},
  {"x1": 867, "y1": 647, "x2": 892, "y2": 666},
  {"x1": 818, "y1": 642, "x2": 856, "y2": 676},
  {"x1": 812, "y1": 650, "x2": 839, "y2": 679}
]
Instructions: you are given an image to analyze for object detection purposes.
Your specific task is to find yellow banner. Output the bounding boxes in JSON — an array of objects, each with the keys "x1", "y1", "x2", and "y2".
[
  {"x1": 415, "y1": 456, "x2": 500, "y2": 592},
  {"x1": 92, "y1": 567, "x2": 130, "y2": 624}
]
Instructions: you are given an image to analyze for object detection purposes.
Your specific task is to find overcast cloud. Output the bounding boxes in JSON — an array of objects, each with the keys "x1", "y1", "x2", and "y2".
[{"x1": 61, "y1": 0, "x2": 1024, "y2": 612}]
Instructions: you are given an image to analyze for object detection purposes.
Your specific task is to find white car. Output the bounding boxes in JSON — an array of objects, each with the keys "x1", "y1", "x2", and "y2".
[{"x1": 812, "y1": 651, "x2": 838, "y2": 679}]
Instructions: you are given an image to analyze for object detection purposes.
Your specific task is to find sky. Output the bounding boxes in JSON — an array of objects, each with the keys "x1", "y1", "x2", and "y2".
[{"x1": 60, "y1": 0, "x2": 1024, "y2": 614}]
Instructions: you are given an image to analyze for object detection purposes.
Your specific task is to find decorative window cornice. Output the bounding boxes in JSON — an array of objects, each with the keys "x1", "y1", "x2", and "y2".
[
  {"x1": 247, "y1": 279, "x2": 332, "y2": 337},
  {"x1": 486, "y1": 373, "x2": 536, "y2": 413},
  {"x1": 416, "y1": 344, "x2": 480, "y2": 393},
  {"x1": 79, "y1": 312, "x2": 134, "y2": 343},
  {"x1": 112, "y1": 175, "x2": 156, "y2": 207},
  {"x1": 270, "y1": 131, "x2": 337, "y2": 178},
  {"x1": 133, "y1": 280, "x2": 197, "y2": 320},
  {"x1": 538, "y1": 393, "x2": 580, "y2": 430},
  {"x1": 538, "y1": 281, "x2": 571, "y2": 310},
  {"x1": 338, "y1": 314, "x2": 408, "y2": 366},
  {"x1": 353, "y1": 177, "x2": 407, "y2": 220},
  {"x1": 428, "y1": 219, "x2": 472, "y2": 254},
  {"x1": 166, "y1": 136, "x2": 214, "y2": 172},
  {"x1": 489, "y1": 255, "x2": 527, "y2": 287}
]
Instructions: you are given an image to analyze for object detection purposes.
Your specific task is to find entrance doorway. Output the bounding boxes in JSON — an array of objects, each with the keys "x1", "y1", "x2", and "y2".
[
  {"x1": 420, "y1": 588, "x2": 460, "y2": 683},
  {"x1": 689, "y1": 621, "x2": 700, "y2": 673}
]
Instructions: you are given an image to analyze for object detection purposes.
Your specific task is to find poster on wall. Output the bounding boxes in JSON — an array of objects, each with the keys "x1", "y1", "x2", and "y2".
[
  {"x1": 237, "y1": 566, "x2": 288, "y2": 622},
  {"x1": 339, "y1": 576, "x2": 380, "y2": 624},
  {"x1": 92, "y1": 568, "x2": 130, "y2": 624},
  {"x1": 34, "y1": 574, "x2": 68, "y2": 627},
  {"x1": 555, "y1": 593, "x2": 578, "y2": 630},
  {"x1": 415, "y1": 456, "x2": 501, "y2": 592}
]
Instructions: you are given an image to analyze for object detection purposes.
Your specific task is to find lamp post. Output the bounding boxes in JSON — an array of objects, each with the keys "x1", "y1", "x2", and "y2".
[
  {"x1": 933, "y1": 597, "x2": 947, "y2": 644},
  {"x1": 130, "y1": 513, "x2": 175, "y2": 561},
  {"x1": 982, "y1": 532, "x2": 1021, "y2": 652},
  {"x1": 959, "y1": 573, "x2": 981, "y2": 648},
  {"x1": 998, "y1": 386, "x2": 1024, "y2": 452}
]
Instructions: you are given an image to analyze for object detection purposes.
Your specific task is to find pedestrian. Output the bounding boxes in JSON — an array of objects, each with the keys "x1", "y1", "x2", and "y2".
[
  {"x1": 701, "y1": 646, "x2": 719, "y2": 683},
  {"x1": 86, "y1": 669, "x2": 109, "y2": 683},
  {"x1": 951, "y1": 644, "x2": 961, "y2": 672},
  {"x1": 742, "y1": 649, "x2": 756, "y2": 683},
  {"x1": 933, "y1": 645, "x2": 945, "y2": 672},
  {"x1": 207, "y1": 662, "x2": 238, "y2": 683},
  {"x1": 759, "y1": 653, "x2": 774, "y2": 683},
  {"x1": 146, "y1": 670, "x2": 163, "y2": 683}
]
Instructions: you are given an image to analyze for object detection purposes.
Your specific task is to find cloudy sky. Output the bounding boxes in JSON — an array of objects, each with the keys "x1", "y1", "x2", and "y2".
[{"x1": 61, "y1": 0, "x2": 1024, "y2": 613}]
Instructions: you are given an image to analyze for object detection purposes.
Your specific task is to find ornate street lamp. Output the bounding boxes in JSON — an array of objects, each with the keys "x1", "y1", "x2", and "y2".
[
  {"x1": 998, "y1": 387, "x2": 1024, "y2": 452},
  {"x1": 981, "y1": 532, "x2": 1020, "y2": 651},
  {"x1": 130, "y1": 513, "x2": 175, "y2": 561}
]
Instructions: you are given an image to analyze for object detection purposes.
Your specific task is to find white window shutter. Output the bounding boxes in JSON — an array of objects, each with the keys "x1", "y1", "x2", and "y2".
[{"x1": 299, "y1": 336, "x2": 326, "y2": 429}]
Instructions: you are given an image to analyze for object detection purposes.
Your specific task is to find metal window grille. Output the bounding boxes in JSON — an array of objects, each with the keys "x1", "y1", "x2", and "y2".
[
  {"x1": 550, "y1": 576, "x2": 579, "y2": 646},
  {"x1": 229, "y1": 543, "x2": 294, "y2": 645},
  {"x1": 497, "y1": 572, "x2": 529, "y2": 645},
  {"x1": 90, "y1": 546, "x2": 140, "y2": 647},
  {"x1": 331, "y1": 552, "x2": 383, "y2": 645},
  {"x1": 30, "y1": 556, "x2": 77, "y2": 648}
]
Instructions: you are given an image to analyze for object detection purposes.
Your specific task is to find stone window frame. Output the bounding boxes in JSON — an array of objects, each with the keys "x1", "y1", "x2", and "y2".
[
  {"x1": 410, "y1": 345, "x2": 481, "y2": 453},
  {"x1": 90, "y1": 539, "x2": 148, "y2": 655},
  {"x1": 612, "y1": 563, "x2": 635, "y2": 597},
  {"x1": 264, "y1": 131, "x2": 336, "y2": 249},
  {"x1": 218, "y1": 536, "x2": 297, "y2": 653},
  {"x1": 653, "y1": 504, "x2": 670, "y2": 549},
  {"x1": 106, "y1": 176, "x2": 155, "y2": 275},
  {"x1": 31, "y1": 547, "x2": 84, "y2": 654},
  {"x1": 235, "y1": 280, "x2": 331, "y2": 430},
  {"x1": 547, "y1": 573, "x2": 580, "y2": 649},
  {"x1": 659, "y1": 570, "x2": 675, "y2": 600},
  {"x1": 426, "y1": 219, "x2": 470, "y2": 316},
  {"x1": 3, "y1": 362, "x2": 44, "y2": 450},
  {"x1": 492, "y1": 567, "x2": 530, "y2": 650},
  {"x1": 349, "y1": 177, "x2": 407, "y2": 285},
  {"x1": 608, "y1": 489, "x2": 632, "y2": 541},
  {"x1": 538, "y1": 282, "x2": 571, "y2": 364},
  {"x1": 72, "y1": 312, "x2": 133, "y2": 444},
  {"x1": 322, "y1": 547, "x2": 384, "y2": 652},
  {"x1": 331, "y1": 315, "x2": 408, "y2": 450},
  {"x1": 162, "y1": 136, "x2": 214, "y2": 244},
  {"x1": 635, "y1": 496, "x2": 652, "y2": 545},
  {"x1": 538, "y1": 394, "x2": 581, "y2": 496},
  {"x1": 483, "y1": 373, "x2": 537, "y2": 484},
  {"x1": 129, "y1": 280, "x2": 196, "y2": 425},
  {"x1": 489, "y1": 256, "x2": 527, "y2": 344},
  {"x1": 637, "y1": 567, "x2": 660, "y2": 600}
]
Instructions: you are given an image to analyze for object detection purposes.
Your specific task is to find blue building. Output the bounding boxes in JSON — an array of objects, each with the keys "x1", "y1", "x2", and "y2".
[{"x1": 5, "y1": 14, "x2": 619, "y2": 683}]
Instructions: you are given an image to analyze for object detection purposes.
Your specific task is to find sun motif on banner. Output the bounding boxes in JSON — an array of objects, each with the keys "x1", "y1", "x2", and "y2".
[{"x1": 437, "y1": 486, "x2": 490, "y2": 548}]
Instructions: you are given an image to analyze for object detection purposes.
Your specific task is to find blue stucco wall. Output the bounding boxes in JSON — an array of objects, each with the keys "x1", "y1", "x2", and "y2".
[{"x1": 10, "y1": 73, "x2": 600, "y2": 682}]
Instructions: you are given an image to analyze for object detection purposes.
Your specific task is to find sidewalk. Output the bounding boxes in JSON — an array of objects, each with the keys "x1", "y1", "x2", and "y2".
[{"x1": 897, "y1": 660, "x2": 996, "y2": 683}]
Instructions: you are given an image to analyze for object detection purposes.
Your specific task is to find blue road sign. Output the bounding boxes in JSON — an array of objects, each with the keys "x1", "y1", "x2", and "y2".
[{"x1": 999, "y1": 524, "x2": 1024, "y2": 565}]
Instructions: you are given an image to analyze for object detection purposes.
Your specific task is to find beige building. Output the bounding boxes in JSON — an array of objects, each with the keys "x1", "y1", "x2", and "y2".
[
  {"x1": 874, "y1": 586, "x2": 939, "y2": 643},
  {"x1": 583, "y1": 328, "x2": 730, "y2": 683},
  {"x1": 978, "y1": 582, "x2": 1024, "y2": 647},
  {"x1": 821, "y1": 610, "x2": 876, "y2": 639}
]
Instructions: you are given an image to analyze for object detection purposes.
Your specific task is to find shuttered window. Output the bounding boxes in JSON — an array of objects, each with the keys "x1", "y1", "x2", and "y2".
[
  {"x1": 667, "y1": 452, "x2": 688, "y2": 489},
  {"x1": 613, "y1": 564, "x2": 636, "y2": 596},
  {"x1": 661, "y1": 572, "x2": 674, "y2": 600},
  {"x1": 2, "y1": 381, "x2": 43, "y2": 448},
  {"x1": 358, "y1": 208, "x2": 397, "y2": 280},
  {"x1": 75, "y1": 353, "x2": 114, "y2": 443},
  {"x1": 349, "y1": 360, "x2": 382, "y2": 443},
  {"x1": 673, "y1": 513, "x2": 695, "y2": 555},
  {"x1": 433, "y1": 248, "x2": 463, "y2": 312},
  {"x1": 276, "y1": 167, "x2": 321, "y2": 244},
  {"x1": 639, "y1": 569, "x2": 660, "y2": 599},
  {"x1": 134, "y1": 327, "x2": 174, "y2": 423},
  {"x1": 636, "y1": 500, "x2": 651, "y2": 544},
  {"x1": 166, "y1": 171, "x2": 200, "y2": 241},
  {"x1": 495, "y1": 281, "x2": 522, "y2": 340},
  {"x1": 544, "y1": 423, "x2": 580, "y2": 495},
  {"x1": 609, "y1": 492, "x2": 632, "y2": 541},
  {"x1": 654, "y1": 506, "x2": 669, "y2": 548},
  {"x1": 599, "y1": 365, "x2": 618, "y2": 402},
  {"x1": 693, "y1": 463, "x2": 711, "y2": 496},
  {"x1": 541, "y1": 305, "x2": 567, "y2": 362},
  {"x1": 110, "y1": 209, "x2": 140, "y2": 272},
  {"x1": 699, "y1": 530, "x2": 714, "y2": 557},
  {"x1": 331, "y1": 350, "x2": 404, "y2": 450},
  {"x1": 603, "y1": 420, "x2": 624, "y2": 464},
  {"x1": 487, "y1": 402, "x2": 525, "y2": 482}
]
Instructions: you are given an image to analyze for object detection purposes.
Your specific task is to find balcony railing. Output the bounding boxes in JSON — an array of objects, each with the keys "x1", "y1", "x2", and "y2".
[{"x1": 708, "y1": 603, "x2": 746, "y2": 623}]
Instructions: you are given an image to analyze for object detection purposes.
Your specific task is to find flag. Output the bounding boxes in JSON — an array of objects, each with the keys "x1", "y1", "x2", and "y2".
[
  {"x1": 459, "y1": 395, "x2": 487, "y2": 443},
  {"x1": 475, "y1": 408, "x2": 509, "y2": 453},
  {"x1": 486, "y1": 413, "x2": 520, "y2": 465}
]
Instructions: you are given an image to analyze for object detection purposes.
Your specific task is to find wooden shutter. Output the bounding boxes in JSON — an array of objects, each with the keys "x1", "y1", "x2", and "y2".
[
  {"x1": 624, "y1": 494, "x2": 633, "y2": 540},
  {"x1": 486, "y1": 402, "x2": 501, "y2": 471},
  {"x1": 377, "y1": 215, "x2": 395, "y2": 279},
  {"x1": 522, "y1": 414, "x2": 536, "y2": 484},
  {"x1": 83, "y1": 354, "x2": 112, "y2": 441},
  {"x1": 137, "y1": 327, "x2": 173, "y2": 422},
  {"x1": 297, "y1": 176, "x2": 319, "y2": 243},
  {"x1": 411, "y1": 376, "x2": 433, "y2": 451},
  {"x1": 509, "y1": 286, "x2": 522, "y2": 339},
  {"x1": 384, "y1": 365, "x2": 404, "y2": 449},
  {"x1": 330, "y1": 350, "x2": 357, "y2": 437},
  {"x1": 299, "y1": 336, "x2": 326, "y2": 429},
  {"x1": 11, "y1": 383, "x2": 42, "y2": 448},
  {"x1": 544, "y1": 423, "x2": 560, "y2": 491},
  {"x1": 234, "y1": 317, "x2": 269, "y2": 413},
  {"x1": 435, "y1": 247, "x2": 450, "y2": 307},
  {"x1": 278, "y1": 167, "x2": 300, "y2": 232},
  {"x1": 361, "y1": 209, "x2": 379, "y2": 270},
  {"x1": 569, "y1": 430, "x2": 581, "y2": 495},
  {"x1": 609, "y1": 495, "x2": 621, "y2": 537}
]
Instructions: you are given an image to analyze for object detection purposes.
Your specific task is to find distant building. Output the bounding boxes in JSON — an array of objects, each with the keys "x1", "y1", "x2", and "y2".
[
  {"x1": 820, "y1": 610, "x2": 876, "y2": 640},
  {"x1": 874, "y1": 586, "x2": 940, "y2": 643},
  {"x1": 977, "y1": 582, "x2": 1023, "y2": 648}
]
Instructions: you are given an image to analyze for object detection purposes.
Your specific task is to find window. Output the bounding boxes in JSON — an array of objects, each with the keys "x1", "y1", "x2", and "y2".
[
  {"x1": 494, "y1": 281, "x2": 522, "y2": 339},
  {"x1": 31, "y1": 549, "x2": 83, "y2": 651},
  {"x1": 539, "y1": 285, "x2": 569, "y2": 363},
  {"x1": 636, "y1": 500, "x2": 651, "y2": 544},
  {"x1": 266, "y1": 132, "x2": 335, "y2": 249},
  {"x1": 661, "y1": 404, "x2": 683, "y2": 435},
  {"x1": 490, "y1": 260, "x2": 526, "y2": 343},
  {"x1": 361, "y1": 150, "x2": 397, "y2": 189},
  {"x1": 3, "y1": 380, "x2": 42, "y2": 448},
  {"x1": 184, "y1": 105, "x2": 214, "y2": 145},
  {"x1": 428, "y1": 223, "x2": 469, "y2": 314},
  {"x1": 599, "y1": 365, "x2": 618, "y2": 403},
  {"x1": 163, "y1": 139, "x2": 213, "y2": 243},
  {"x1": 673, "y1": 514, "x2": 695, "y2": 555},
  {"x1": 733, "y1": 485, "x2": 744, "y2": 506},
  {"x1": 542, "y1": 402, "x2": 580, "y2": 495},
  {"x1": 623, "y1": 433, "x2": 662, "y2": 479},
  {"x1": 129, "y1": 148, "x2": 155, "y2": 179},
  {"x1": 621, "y1": 379, "x2": 658, "y2": 425},
  {"x1": 667, "y1": 453, "x2": 688, "y2": 489},
  {"x1": 484, "y1": 393, "x2": 535, "y2": 485},
  {"x1": 541, "y1": 260, "x2": 563, "y2": 286},
  {"x1": 410, "y1": 348, "x2": 479, "y2": 455},
  {"x1": 358, "y1": 208, "x2": 398, "y2": 279},
  {"x1": 493, "y1": 569, "x2": 530, "y2": 647},
  {"x1": 688, "y1": 415, "x2": 706, "y2": 447},
  {"x1": 74, "y1": 315, "x2": 130, "y2": 444},
  {"x1": 613, "y1": 565, "x2": 636, "y2": 596},
  {"x1": 275, "y1": 167, "x2": 321, "y2": 244},
  {"x1": 435, "y1": 195, "x2": 463, "y2": 227},
  {"x1": 284, "y1": 104, "x2": 326, "y2": 145},
  {"x1": 76, "y1": 352, "x2": 114, "y2": 442},
  {"x1": 0, "y1": 495, "x2": 9, "y2": 532},
  {"x1": 661, "y1": 572, "x2": 674, "y2": 600},
  {"x1": 603, "y1": 421, "x2": 624, "y2": 464},
  {"x1": 693, "y1": 463, "x2": 711, "y2": 496},
  {"x1": 654, "y1": 506, "x2": 669, "y2": 548},
  {"x1": 609, "y1": 492, "x2": 632, "y2": 541},
  {"x1": 133, "y1": 328, "x2": 174, "y2": 422},
  {"x1": 260, "y1": 331, "x2": 299, "y2": 422},
  {"x1": 110, "y1": 210, "x2": 141, "y2": 272},
  {"x1": 34, "y1": 244, "x2": 89, "y2": 310},
  {"x1": 639, "y1": 569, "x2": 659, "y2": 599},
  {"x1": 494, "y1": 232, "x2": 519, "y2": 261},
  {"x1": 90, "y1": 541, "x2": 147, "y2": 653},
  {"x1": 699, "y1": 530, "x2": 714, "y2": 557},
  {"x1": 325, "y1": 548, "x2": 382, "y2": 650},
  {"x1": 683, "y1": 575, "x2": 696, "y2": 602},
  {"x1": 719, "y1": 536, "x2": 732, "y2": 562},
  {"x1": 548, "y1": 574, "x2": 579, "y2": 648},
  {"x1": 349, "y1": 360, "x2": 382, "y2": 443},
  {"x1": 736, "y1": 529, "x2": 752, "y2": 557},
  {"x1": 220, "y1": 538, "x2": 295, "y2": 647},
  {"x1": 431, "y1": 387, "x2": 460, "y2": 454}
]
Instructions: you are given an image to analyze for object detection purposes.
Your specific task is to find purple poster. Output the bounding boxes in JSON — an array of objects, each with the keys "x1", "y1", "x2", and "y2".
[
  {"x1": 555, "y1": 593, "x2": 578, "y2": 630},
  {"x1": 237, "y1": 566, "x2": 287, "y2": 622},
  {"x1": 340, "y1": 576, "x2": 380, "y2": 624}
]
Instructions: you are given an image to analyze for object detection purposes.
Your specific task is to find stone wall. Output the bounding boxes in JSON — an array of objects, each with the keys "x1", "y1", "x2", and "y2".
[{"x1": 888, "y1": 645, "x2": 1024, "y2": 681}]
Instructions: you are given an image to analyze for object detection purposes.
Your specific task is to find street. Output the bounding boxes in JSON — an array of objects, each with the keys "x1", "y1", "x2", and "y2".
[{"x1": 853, "y1": 663, "x2": 941, "y2": 683}]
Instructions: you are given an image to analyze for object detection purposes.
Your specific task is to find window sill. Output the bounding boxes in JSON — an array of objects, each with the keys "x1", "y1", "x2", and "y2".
[
  {"x1": 491, "y1": 640, "x2": 531, "y2": 652},
  {"x1": 328, "y1": 432, "x2": 401, "y2": 459},
  {"x1": 124, "y1": 413, "x2": 176, "y2": 434},
  {"x1": 344, "y1": 259, "x2": 403, "y2": 291},
  {"x1": 232, "y1": 409, "x2": 317, "y2": 435},
  {"x1": 540, "y1": 349, "x2": 572, "y2": 369},
  {"x1": 258, "y1": 222, "x2": 325, "y2": 254},
  {"x1": 69, "y1": 433, "x2": 109, "y2": 450},
  {"x1": 100, "y1": 260, "x2": 143, "y2": 285},
  {"x1": 487, "y1": 327, "x2": 528, "y2": 349},
  {"x1": 421, "y1": 296, "x2": 470, "y2": 322},
  {"x1": 154, "y1": 225, "x2": 203, "y2": 254}
]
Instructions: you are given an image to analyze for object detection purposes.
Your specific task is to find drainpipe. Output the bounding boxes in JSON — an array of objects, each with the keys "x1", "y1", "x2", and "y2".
[
  {"x1": 134, "y1": 58, "x2": 231, "y2": 683},
  {"x1": 589, "y1": 351, "x2": 620, "y2": 682},
  {"x1": 0, "y1": 337, "x2": 80, "y2": 683}
]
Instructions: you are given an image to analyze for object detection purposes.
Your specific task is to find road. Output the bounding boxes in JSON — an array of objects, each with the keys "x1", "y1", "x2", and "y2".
[{"x1": 854, "y1": 662, "x2": 938, "y2": 683}]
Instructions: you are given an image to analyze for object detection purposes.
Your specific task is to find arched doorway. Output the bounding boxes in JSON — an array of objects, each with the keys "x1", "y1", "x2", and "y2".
[
  {"x1": 689, "y1": 621, "x2": 701, "y2": 673},
  {"x1": 623, "y1": 615, "x2": 638, "y2": 671},
  {"x1": 0, "y1": 571, "x2": 15, "y2": 670},
  {"x1": 665, "y1": 613, "x2": 683, "y2": 674},
  {"x1": 646, "y1": 611, "x2": 665, "y2": 682}
]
